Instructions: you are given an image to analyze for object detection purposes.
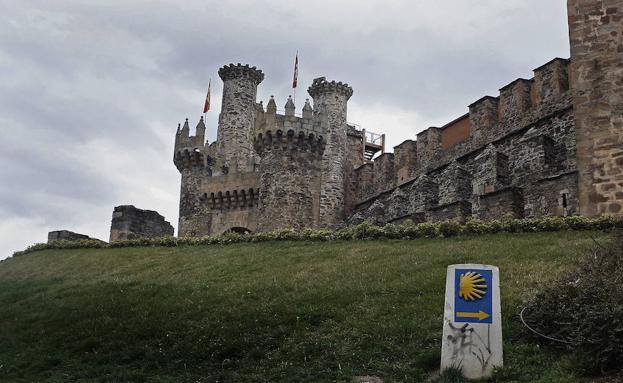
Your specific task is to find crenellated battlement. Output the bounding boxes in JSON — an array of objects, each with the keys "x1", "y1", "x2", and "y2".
[
  {"x1": 174, "y1": 117, "x2": 206, "y2": 151},
  {"x1": 173, "y1": 117, "x2": 210, "y2": 171},
  {"x1": 254, "y1": 97, "x2": 324, "y2": 138},
  {"x1": 173, "y1": 147, "x2": 210, "y2": 171},
  {"x1": 307, "y1": 77, "x2": 353, "y2": 99},
  {"x1": 218, "y1": 63, "x2": 264, "y2": 84},
  {"x1": 253, "y1": 129, "x2": 326, "y2": 156},
  {"x1": 408, "y1": 58, "x2": 573, "y2": 175},
  {"x1": 352, "y1": 57, "x2": 575, "y2": 210}
]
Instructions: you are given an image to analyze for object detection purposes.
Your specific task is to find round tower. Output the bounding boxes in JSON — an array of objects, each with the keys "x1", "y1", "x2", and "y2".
[
  {"x1": 254, "y1": 129, "x2": 326, "y2": 231},
  {"x1": 307, "y1": 77, "x2": 353, "y2": 228},
  {"x1": 217, "y1": 63, "x2": 264, "y2": 173}
]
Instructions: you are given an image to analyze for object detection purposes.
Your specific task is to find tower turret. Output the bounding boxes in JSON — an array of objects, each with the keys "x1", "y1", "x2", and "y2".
[
  {"x1": 195, "y1": 116, "x2": 206, "y2": 146},
  {"x1": 266, "y1": 95, "x2": 277, "y2": 114},
  {"x1": 217, "y1": 63, "x2": 264, "y2": 173},
  {"x1": 302, "y1": 99, "x2": 313, "y2": 119},
  {"x1": 173, "y1": 117, "x2": 212, "y2": 237},
  {"x1": 285, "y1": 95, "x2": 295, "y2": 116},
  {"x1": 181, "y1": 118, "x2": 190, "y2": 136},
  {"x1": 308, "y1": 76, "x2": 353, "y2": 228}
]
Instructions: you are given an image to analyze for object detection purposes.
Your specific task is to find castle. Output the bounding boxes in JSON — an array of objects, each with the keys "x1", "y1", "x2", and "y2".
[{"x1": 173, "y1": 0, "x2": 623, "y2": 237}]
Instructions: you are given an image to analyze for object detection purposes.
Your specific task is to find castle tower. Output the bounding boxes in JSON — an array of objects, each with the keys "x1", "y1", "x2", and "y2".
[
  {"x1": 174, "y1": 117, "x2": 211, "y2": 236},
  {"x1": 254, "y1": 130, "x2": 325, "y2": 231},
  {"x1": 308, "y1": 77, "x2": 353, "y2": 227},
  {"x1": 568, "y1": 1, "x2": 623, "y2": 215},
  {"x1": 217, "y1": 63, "x2": 264, "y2": 173}
]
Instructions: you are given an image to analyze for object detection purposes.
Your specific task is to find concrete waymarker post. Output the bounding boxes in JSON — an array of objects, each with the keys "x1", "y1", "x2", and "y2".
[{"x1": 440, "y1": 264, "x2": 502, "y2": 379}]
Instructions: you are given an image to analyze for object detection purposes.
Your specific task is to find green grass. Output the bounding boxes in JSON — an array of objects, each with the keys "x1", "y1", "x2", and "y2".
[{"x1": 0, "y1": 232, "x2": 608, "y2": 382}]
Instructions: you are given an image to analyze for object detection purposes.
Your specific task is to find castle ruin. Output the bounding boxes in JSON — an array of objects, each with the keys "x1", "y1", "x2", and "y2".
[{"x1": 173, "y1": 0, "x2": 623, "y2": 236}]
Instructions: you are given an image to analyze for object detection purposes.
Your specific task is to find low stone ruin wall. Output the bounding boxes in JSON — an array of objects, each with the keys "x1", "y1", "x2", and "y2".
[{"x1": 109, "y1": 205, "x2": 174, "y2": 242}]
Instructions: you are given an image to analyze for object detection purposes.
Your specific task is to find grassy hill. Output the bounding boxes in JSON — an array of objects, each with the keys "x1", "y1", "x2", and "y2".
[{"x1": 0, "y1": 232, "x2": 609, "y2": 383}]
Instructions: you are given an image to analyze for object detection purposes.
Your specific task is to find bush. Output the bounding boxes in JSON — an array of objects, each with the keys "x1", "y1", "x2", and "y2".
[
  {"x1": 437, "y1": 220, "x2": 463, "y2": 237},
  {"x1": 521, "y1": 233, "x2": 623, "y2": 375},
  {"x1": 10, "y1": 215, "x2": 623, "y2": 258}
]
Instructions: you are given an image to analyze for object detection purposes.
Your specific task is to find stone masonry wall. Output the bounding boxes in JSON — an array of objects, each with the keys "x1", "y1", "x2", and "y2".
[
  {"x1": 110, "y1": 205, "x2": 174, "y2": 241},
  {"x1": 569, "y1": 0, "x2": 623, "y2": 216},
  {"x1": 174, "y1": 2, "x2": 623, "y2": 238},
  {"x1": 345, "y1": 128, "x2": 365, "y2": 216},
  {"x1": 48, "y1": 230, "x2": 94, "y2": 243},
  {"x1": 255, "y1": 130, "x2": 325, "y2": 231},
  {"x1": 349, "y1": 57, "x2": 578, "y2": 225}
]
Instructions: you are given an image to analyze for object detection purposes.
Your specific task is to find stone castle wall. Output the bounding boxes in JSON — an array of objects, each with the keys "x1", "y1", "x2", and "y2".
[
  {"x1": 349, "y1": 58, "x2": 578, "y2": 224},
  {"x1": 48, "y1": 230, "x2": 95, "y2": 243},
  {"x1": 255, "y1": 130, "x2": 325, "y2": 231},
  {"x1": 569, "y1": 0, "x2": 623, "y2": 216},
  {"x1": 173, "y1": 1, "x2": 623, "y2": 236}
]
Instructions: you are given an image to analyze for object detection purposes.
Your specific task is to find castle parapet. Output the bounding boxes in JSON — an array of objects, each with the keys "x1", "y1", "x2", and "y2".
[
  {"x1": 174, "y1": 148, "x2": 209, "y2": 171},
  {"x1": 533, "y1": 58, "x2": 569, "y2": 106},
  {"x1": 218, "y1": 63, "x2": 264, "y2": 84},
  {"x1": 416, "y1": 127, "x2": 442, "y2": 173},
  {"x1": 499, "y1": 79, "x2": 533, "y2": 123},
  {"x1": 175, "y1": 117, "x2": 206, "y2": 151},
  {"x1": 469, "y1": 96, "x2": 500, "y2": 148},
  {"x1": 254, "y1": 130, "x2": 326, "y2": 156},
  {"x1": 174, "y1": 117, "x2": 209, "y2": 172},
  {"x1": 254, "y1": 97, "x2": 323, "y2": 138},
  {"x1": 394, "y1": 140, "x2": 418, "y2": 184},
  {"x1": 307, "y1": 77, "x2": 353, "y2": 99}
]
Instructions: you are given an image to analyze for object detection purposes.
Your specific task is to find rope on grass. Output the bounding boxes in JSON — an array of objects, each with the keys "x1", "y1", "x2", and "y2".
[{"x1": 519, "y1": 306, "x2": 576, "y2": 345}]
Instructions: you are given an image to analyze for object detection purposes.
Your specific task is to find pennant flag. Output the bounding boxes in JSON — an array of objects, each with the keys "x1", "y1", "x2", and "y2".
[
  {"x1": 203, "y1": 80, "x2": 211, "y2": 113},
  {"x1": 292, "y1": 52, "x2": 298, "y2": 89}
]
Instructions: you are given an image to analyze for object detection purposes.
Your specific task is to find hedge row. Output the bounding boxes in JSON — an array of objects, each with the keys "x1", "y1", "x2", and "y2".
[{"x1": 12, "y1": 215, "x2": 623, "y2": 257}]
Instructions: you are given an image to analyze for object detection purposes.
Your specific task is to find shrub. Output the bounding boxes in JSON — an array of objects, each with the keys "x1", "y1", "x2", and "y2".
[
  {"x1": 437, "y1": 220, "x2": 463, "y2": 237},
  {"x1": 10, "y1": 215, "x2": 623, "y2": 257},
  {"x1": 414, "y1": 222, "x2": 438, "y2": 238},
  {"x1": 352, "y1": 221, "x2": 385, "y2": 240},
  {"x1": 521, "y1": 233, "x2": 623, "y2": 375}
]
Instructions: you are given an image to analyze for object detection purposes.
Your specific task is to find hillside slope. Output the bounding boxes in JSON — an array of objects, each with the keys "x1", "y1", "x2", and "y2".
[{"x1": 0, "y1": 232, "x2": 607, "y2": 383}]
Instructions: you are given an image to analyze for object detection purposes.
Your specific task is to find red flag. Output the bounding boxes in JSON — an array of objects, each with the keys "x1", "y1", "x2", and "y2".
[
  {"x1": 203, "y1": 80, "x2": 211, "y2": 113},
  {"x1": 292, "y1": 53, "x2": 298, "y2": 89}
]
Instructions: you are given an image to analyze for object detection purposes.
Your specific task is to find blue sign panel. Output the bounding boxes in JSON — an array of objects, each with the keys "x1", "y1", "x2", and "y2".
[{"x1": 454, "y1": 268, "x2": 493, "y2": 324}]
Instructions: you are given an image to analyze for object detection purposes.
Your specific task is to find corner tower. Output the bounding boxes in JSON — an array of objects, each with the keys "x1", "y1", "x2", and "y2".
[
  {"x1": 217, "y1": 63, "x2": 264, "y2": 173},
  {"x1": 308, "y1": 77, "x2": 353, "y2": 227},
  {"x1": 568, "y1": 1, "x2": 623, "y2": 215},
  {"x1": 174, "y1": 117, "x2": 212, "y2": 236}
]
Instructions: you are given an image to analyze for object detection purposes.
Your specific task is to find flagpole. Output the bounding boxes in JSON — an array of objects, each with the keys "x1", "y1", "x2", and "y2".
[
  {"x1": 293, "y1": 51, "x2": 298, "y2": 106},
  {"x1": 204, "y1": 78, "x2": 211, "y2": 126}
]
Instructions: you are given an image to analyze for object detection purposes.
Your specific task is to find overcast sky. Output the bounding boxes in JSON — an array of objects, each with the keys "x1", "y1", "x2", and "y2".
[{"x1": 0, "y1": 0, "x2": 571, "y2": 259}]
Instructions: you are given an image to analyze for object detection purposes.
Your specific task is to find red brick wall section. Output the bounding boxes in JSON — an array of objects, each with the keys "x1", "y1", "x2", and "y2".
[{"x1": 441, "y1": 116, "x2": 471, "y2": 149}]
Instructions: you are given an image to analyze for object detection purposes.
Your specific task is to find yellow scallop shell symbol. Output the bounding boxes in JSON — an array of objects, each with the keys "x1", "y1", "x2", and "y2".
[{"x1": 459, "y1": 271, "x2": 488, "y2": 301}]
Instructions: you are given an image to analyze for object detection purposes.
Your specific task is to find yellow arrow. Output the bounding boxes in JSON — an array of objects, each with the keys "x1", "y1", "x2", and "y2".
[{"x1": 456, "y1": 311, "x2": 490, "y2": 321}]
